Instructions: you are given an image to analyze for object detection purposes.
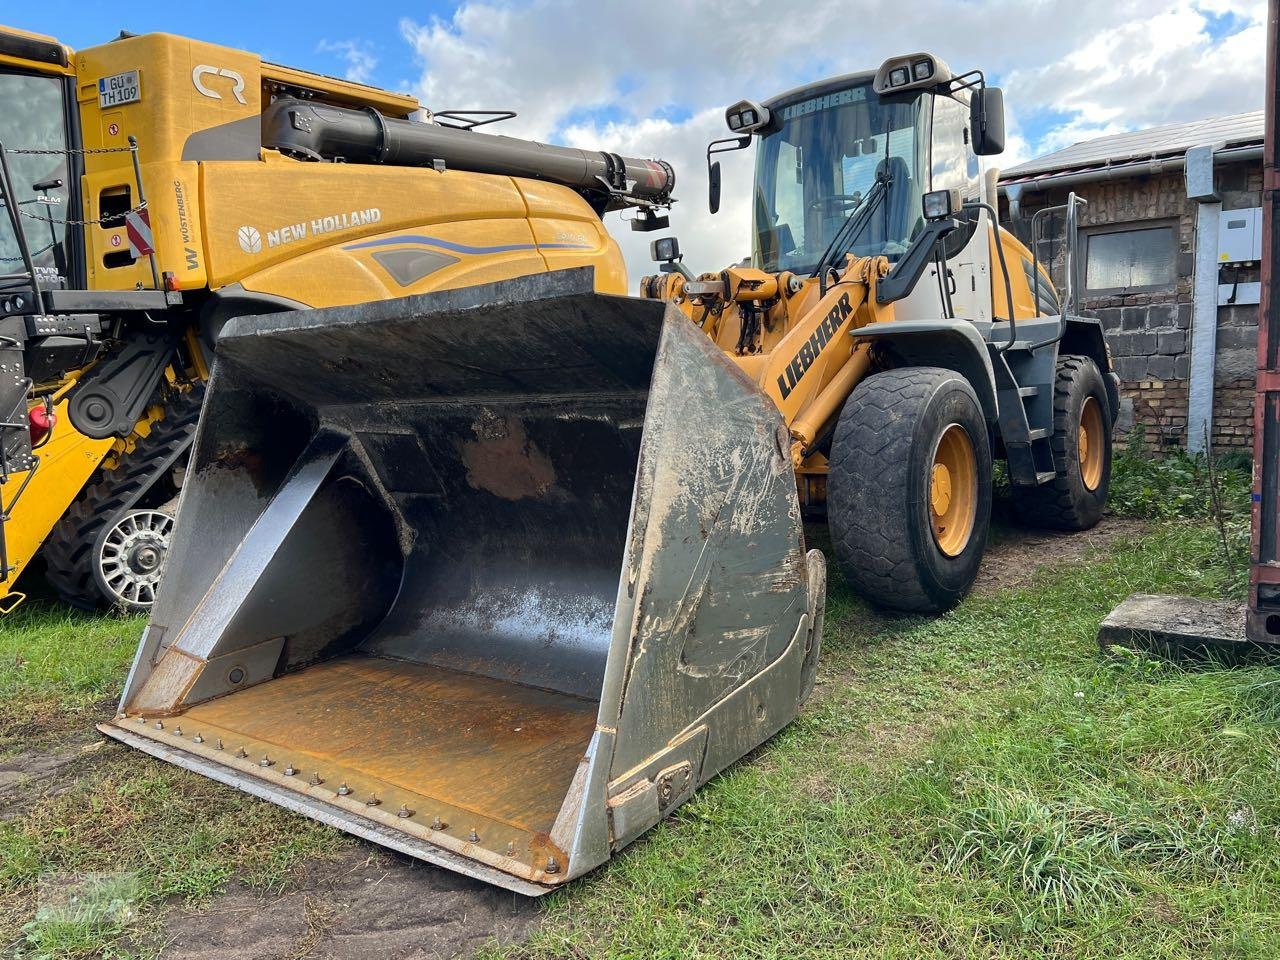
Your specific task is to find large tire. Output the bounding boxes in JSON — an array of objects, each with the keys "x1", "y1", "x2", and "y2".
[
  {"x1": 42, "y1": 388, "x2": 202, "y2": 611},
  {"x1": 1011, "y1": 355, "x2": 1112, "y2": 531},
  {"x1": 828, "y1": 367, "x2": 993, "y2": 613}
]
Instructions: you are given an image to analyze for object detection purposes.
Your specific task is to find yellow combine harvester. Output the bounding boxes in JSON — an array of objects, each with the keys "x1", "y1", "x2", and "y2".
[
  {"x1": 0, "y1": 25, "x2": 673, "y2": 612},
  {"x1": 642, "y1": 54, "x2": 1120, "y2": 612}
]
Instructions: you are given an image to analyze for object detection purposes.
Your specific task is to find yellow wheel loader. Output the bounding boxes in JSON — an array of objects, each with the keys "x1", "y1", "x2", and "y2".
[
  {"x1": 0, "y1": 25, "x2": 674, "y2": 613},
  {"x1": 1, "y1": 26, "x2": 827, "y2": 895},
  {"x1": 641, "y1": 54, "x2": 1121, "y2": 612}
]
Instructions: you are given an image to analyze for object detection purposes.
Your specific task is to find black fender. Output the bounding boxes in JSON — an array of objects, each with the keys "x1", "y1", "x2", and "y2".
[
  {"x1": 849, "y1": 319, "x2": 1000, "y2": 422},
  {"x1": 1060, "y1": 316, "x2": 1121, "y2": 421}
]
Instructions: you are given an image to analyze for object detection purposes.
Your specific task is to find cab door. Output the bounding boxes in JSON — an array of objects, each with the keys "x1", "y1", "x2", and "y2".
[{"x1": 0, "y1": 67, "x2": 82, "y2": 290}]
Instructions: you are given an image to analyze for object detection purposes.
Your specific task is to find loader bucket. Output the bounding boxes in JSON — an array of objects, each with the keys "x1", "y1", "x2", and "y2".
[{"x1": 100, "y1": 268, "x2": 825, "y2": 895}]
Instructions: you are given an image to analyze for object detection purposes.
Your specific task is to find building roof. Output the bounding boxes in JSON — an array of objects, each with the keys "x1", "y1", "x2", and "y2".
[{"x1": 1000, "y1": 111, "x2": 1265, "y2": 182}]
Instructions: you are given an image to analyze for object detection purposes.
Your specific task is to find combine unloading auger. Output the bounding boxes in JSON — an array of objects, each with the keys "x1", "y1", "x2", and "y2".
[{"x1": 101, "y1": 269, "x2": 824, "y2": 895}]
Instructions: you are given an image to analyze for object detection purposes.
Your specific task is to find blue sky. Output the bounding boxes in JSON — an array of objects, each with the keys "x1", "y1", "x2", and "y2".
[
  {"x1": 5, "y1": 2, "x2": 434, "y2": 91},
  {"x1": 5, "y1": 0, "x2": 1266, "y2": 279}
]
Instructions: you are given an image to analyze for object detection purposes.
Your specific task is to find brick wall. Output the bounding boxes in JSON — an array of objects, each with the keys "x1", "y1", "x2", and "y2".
[{"x1": 1004, "y1": 159, "x2": 1261, "y2": 452}]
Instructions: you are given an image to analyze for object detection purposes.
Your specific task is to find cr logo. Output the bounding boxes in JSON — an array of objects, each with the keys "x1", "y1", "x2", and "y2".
[{"x1": 192, "y1": 65, "x2": 247, "y2": 105}]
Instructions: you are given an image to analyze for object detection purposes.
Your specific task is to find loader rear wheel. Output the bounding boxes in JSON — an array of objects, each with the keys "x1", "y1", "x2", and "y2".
[
  {"x1": 42, "y1": 388, "x2": 202, "y2": 612},
  {"x1": 828, "y1": 367, "x2": 992, "y2": 613},
  {"x1": 1010, "y1": 355, "x2": 1112, "y2": 531}
]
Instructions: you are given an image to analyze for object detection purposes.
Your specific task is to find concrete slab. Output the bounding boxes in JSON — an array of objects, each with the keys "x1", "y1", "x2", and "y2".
[{"x1": 1098, "y1": 593, "x2": 1278, "y2": 663}]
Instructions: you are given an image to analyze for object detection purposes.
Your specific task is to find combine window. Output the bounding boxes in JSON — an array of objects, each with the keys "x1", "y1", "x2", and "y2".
[{"x1": 0, "y1": 71, "x2": 72, "y2": 286}]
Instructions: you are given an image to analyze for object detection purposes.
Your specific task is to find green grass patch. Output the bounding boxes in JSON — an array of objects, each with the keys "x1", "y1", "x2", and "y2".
[
  {"x1": 0, "y1": 605, "x2": 144, "y2": 756},
  {"x1": 497, "y1": 522, "x2": 1275, "y2": 960}
]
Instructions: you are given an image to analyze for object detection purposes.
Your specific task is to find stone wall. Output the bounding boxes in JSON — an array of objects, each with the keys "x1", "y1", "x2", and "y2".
[{"x1": 1003, "y1": 159, "x2": 1261, "y2": 452}]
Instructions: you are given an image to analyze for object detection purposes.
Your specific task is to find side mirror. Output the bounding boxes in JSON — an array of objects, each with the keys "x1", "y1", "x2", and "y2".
[
  {"x1": 970, "y1": 86, "x2": 1006, "y2": 156},
  {"x1": 709, "y1": 160, "x2": 722, "y2": 215}
]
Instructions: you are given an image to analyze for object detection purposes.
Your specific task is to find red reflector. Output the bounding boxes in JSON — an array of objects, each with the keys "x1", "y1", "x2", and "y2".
[{"x1": 163, "y1": 271, "x2": 179, "y2": 292}]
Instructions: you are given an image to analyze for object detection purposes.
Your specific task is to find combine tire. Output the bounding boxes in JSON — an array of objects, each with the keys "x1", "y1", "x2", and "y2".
[
  {"x1": 1010, "y1": 355, "x2": 1112, "y2": 531},
  {"x1": 828, "y1": 367, "x2": 992, "y2": 613},
  {"x1": 42, "y1": 388, "x2": 202, "y2": 612}
]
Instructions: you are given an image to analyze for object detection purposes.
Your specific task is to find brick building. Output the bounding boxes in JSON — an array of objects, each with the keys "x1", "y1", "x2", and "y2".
[{"x1": 999, "y1": 114, "x2": 1264, "y2": 452}]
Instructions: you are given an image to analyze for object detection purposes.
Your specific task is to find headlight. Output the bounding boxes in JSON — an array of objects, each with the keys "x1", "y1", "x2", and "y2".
[
  {"x1": 724, "y1": 100, "x2": 771, "y2": 134},
  {"x1": 650, "y1": 236, "x2": 681, "y2": 262},
  {"x1": 889, "y1": 66, "x2": 909, "y2": 87},
  {"x1": 922, "y1": 188, "x2": 961, "y2": 220},
  {"x1": 913, "y1": 59, "x2": 933, "y2": 80}
]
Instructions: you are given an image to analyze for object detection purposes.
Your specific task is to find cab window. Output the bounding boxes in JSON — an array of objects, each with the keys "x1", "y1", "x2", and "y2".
[{"x1": 0, "y1": 72, "x2": 71, "y2": 285}]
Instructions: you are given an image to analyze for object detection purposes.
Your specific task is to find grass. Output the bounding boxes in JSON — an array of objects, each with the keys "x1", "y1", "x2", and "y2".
[
  {"x1": 0, "y1": 606, "x2": 144, "y2": 757},
  {"x1": 2, "y1": 449, "x2": 1269, "y2": 958},
  {"x1": 489, "y1": 480, "x2": 1274, "y2": 957}
]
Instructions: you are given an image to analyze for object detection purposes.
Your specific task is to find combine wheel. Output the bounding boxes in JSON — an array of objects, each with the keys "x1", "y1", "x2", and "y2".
[
  {"x1": 1010, "y1": 355, "x2": 1112, "y2": 531},
  {"x1": 42, "y1": 388, "x2": 202, "y2": 612},
  {"x1": 827, "y1": 367, "x2": 993, "y2": 613}
]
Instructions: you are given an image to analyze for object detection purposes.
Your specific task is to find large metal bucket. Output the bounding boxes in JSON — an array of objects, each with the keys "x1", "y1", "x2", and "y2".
[{"x1": 100, "y1": 269, "x2": 825, "y2": 895}]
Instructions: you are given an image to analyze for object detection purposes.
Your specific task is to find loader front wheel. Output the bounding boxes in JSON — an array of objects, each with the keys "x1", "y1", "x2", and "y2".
[
  {"x1": 827, "y1": 367, "x2": 992, "y2": 613},
  {"x1": 1010, "y1": 355, "x2": 1112, "y2": 531}
]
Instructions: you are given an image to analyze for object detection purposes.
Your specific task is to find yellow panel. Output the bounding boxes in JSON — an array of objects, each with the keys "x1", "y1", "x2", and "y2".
[{"x1": 0, "y1": 402, "x2": 112, "y2": 603}]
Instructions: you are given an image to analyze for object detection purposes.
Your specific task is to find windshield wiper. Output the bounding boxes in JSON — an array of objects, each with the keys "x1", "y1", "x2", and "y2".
[{"x1": 811, "y1": 171, "x2": 891, "y2": 295}]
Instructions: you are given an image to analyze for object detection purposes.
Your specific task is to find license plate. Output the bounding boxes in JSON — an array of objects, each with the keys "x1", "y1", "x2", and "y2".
[{"x1": 98, "y1": 70, "x2": 141, "y2": 108}]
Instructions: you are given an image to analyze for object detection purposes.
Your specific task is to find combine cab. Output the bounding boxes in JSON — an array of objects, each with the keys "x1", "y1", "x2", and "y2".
[{"x1": 101, "y1": 269, "x2": 826, "y2": 895}]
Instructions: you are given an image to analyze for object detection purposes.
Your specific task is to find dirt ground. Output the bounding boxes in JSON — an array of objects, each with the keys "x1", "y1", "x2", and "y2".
[
  {"x1": 157, "y1": 848, "x2": 538, "y2": 960},
  {"x1": 6, "y1": 514, "x2": 1149, "y2": 960}
]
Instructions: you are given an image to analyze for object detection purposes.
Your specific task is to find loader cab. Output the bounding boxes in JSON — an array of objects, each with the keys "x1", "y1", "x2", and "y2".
[
  {"x1": 714, "y1": 55, "x2": 999, "y2": 282},
  {"x1": 0, "y1": 31, "x2": 83, "y2": 290}
]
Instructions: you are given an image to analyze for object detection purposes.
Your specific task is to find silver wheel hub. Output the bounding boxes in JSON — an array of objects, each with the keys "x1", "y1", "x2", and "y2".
[{"x1": 97, "y1": 510, "x2": 176, "y2": 608}]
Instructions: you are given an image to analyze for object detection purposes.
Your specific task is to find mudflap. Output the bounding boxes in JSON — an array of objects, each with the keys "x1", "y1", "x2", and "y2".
[{"x1": 100, "y1": 267, "x2": 825, "y2": 894}]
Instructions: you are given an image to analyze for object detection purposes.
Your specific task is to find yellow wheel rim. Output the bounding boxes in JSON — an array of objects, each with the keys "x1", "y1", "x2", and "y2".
[
  {"x1": 1079, "y1": 396, "x2": 1104, "y2": 492},
  {"x1": 930, "y1": 424, "x2": 978, "y2": 557}
]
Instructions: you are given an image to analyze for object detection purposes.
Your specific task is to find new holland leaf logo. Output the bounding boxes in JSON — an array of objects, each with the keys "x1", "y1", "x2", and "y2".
[{"x1": 237, "y1": 226, "x2": 262, "y2": 254}]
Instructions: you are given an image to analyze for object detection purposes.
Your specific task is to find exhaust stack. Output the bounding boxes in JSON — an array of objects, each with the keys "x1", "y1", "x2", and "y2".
[{"x1": 101, "y1": 270, "x2": 823, "y2": 894}]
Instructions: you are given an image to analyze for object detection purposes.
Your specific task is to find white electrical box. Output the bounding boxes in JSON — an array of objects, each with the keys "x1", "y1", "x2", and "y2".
[{"x1": 1219, "y1": 207, "x2": 1262, "y2": 264}]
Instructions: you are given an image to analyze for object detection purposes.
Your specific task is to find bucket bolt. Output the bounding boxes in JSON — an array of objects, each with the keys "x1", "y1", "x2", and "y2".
[
  {"x1": 215, "y1": 739, "x2": 224, "y2": 751},
  {"x1": 431, "y1": 816, "x2": 447, "y2": 831},
  {"x1": 154, "y1": 720, "x2": 164, "y2": 730},
  {"x1": 309, "y1": 772, "x2": 324, "y2": 786},
  {"x1": 235, "y1": 746, "x2": 248, "y2": 759},
  {"x1": 173, "y1": 726, "x2": 182, "y2": 737},
  {"x1": 396, "y1": 805, "x2": 414, "y2": 819},
  {"x1": 259, "y1": 755, "x2": 274, "y2": 768},
  {"x1": 468, "y1": 828, "x2": 479, "y2": 843},
  {"x1": 545, "y1": 857, "x2": 560, "y2": 874},
  {"x1": 192, "y1": 733, "x2": 204, "y2": 744},
  {"x1": 365, "y1": 794, "x2": 381, "y2": 807},
  {"x1": 337, "y1": 783, "x2": 352, "y2": 796},
  {"x1": 506, "y1": 841, "x2": 516, "y2": 856},
  {"x1": 283, "y1": 764, "x2": 297, "y2": 776}
]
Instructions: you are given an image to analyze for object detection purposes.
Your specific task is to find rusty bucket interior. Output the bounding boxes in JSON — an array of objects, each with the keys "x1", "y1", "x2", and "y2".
[{"x1": 101, "y1": 269, "x2": 823, "y2": 896}]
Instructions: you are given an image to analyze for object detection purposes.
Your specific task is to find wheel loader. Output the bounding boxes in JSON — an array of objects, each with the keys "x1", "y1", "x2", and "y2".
[
  {"x1": 0, "y1": 24, "x2": 674, "y2": 613},
  {"x1": 641, "y1": 54, "x2": 1121, "y2": 612},
  {"x1": 1, "y1": 25, "x2": 826, "y2": 895}
]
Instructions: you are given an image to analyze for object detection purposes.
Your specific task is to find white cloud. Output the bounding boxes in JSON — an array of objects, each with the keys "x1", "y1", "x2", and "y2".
[
  {"x1": 399, "y1": 0, "x2": 1265, "y2": 288},
  {"x1": 317, "y1": 40, "x2": 379, "y2": 86}
]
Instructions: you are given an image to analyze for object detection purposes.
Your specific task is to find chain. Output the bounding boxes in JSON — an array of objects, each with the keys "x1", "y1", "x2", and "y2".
[
  {"x1": 5, "y1": 145, "x2": 136, "y2": 156},
  {"x1": 0, "y1": 242, "x2": 55, "y2": 263},
  {"x1": 0, "y1": 197, "x2": 147, "y2": 227}
]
